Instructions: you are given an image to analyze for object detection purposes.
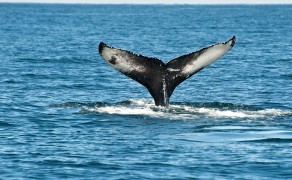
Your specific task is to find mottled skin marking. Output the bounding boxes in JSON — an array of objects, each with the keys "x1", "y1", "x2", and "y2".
[
  {"x1": 109, "y1": 56, "x2": 117, "y2": 65},
  {"x1": 99, "y1": 36, "x2": 236, "y2": 106}
]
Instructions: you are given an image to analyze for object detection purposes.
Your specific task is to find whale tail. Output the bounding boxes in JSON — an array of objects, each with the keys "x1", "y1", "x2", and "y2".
[{"x1": 98, "y1": 36, "x2": 236, "y2": 106}]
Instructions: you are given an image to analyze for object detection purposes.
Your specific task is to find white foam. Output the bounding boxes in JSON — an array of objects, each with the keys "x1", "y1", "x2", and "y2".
[
  {"x1": 183, "y1": 107, "x2": 260, "y2": 118},
  {"x1": 88, "y1": 99, "x2": 167, "y2": 118},
  {"x1": 128, "y1": 98, "x2": 154, "y2": 106},
  {"x1": 92, "y1": 106, "x2": 164, "y2": 116},
  {"x1": 86, "y1": 99, "x2": 292, "y2": 120},
  {"x1": 257, "y1": 109, "x2": 291, "y2": 116}
]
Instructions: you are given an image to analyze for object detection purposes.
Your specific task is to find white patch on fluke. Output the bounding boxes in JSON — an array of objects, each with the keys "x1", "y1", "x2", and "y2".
[
  {"x1": 183, "y1": 42, "x2": 233, "y2": 75},
  {"x1": 167, "y1": 68, "x2": 180, "y2": 72},
  {"x1": 101, "y1": 46, "x2": 145, "y2": 73}
]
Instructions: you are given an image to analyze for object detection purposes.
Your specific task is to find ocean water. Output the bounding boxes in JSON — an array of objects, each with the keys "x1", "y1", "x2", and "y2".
[{"x1": 0, "y1": 3, "x2": 292, "y2": 179}]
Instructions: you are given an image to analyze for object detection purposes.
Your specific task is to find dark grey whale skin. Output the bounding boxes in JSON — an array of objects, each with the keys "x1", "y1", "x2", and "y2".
[{"x1": 99, "y1": 36, "x2": 236, "y2": 106}]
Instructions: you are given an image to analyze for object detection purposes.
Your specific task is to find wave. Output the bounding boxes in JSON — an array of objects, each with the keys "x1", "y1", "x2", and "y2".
[
  {"x1": 173, "y1": 129, "x2": 292, "y2": 143},
  {"x1": 51, "y1": 99, "x2": 292, "y2": 120}
]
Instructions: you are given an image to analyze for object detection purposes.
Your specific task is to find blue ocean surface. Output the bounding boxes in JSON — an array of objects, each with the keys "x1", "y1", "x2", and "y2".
[{"x1": 0, "y1": 3, "x2": 292, "y2": 179}]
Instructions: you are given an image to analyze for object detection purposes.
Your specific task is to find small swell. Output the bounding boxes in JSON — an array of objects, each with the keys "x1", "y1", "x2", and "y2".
[
  {"x1": 243, "y1": 138, "x2": 292, "y2": 143},
  {"x1": 0, "y1": 121, "x2": 15, "y2": 127},
  {"x1": 174, "y1": 130, "x2": 292, "y2": 143}
]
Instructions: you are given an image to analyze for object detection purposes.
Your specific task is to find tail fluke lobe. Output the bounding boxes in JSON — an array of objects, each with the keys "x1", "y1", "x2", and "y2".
[
  {"x1": 165, "y1": 36, "x2": 236, "y2": 97},
  {"x1": 98, "y1": 42, "x2": 168, "y2": 106},
  {"x1": 98, "y1": 42, "x2": 165, "y2": 87},
  {"x1": 98, "y1": 37, "x2": 236, "y2": 107}
]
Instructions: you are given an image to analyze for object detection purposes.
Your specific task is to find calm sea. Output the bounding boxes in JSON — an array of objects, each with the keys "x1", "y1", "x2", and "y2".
[{"x1": 0, "y1": 3, "x2": 292, "y2": 179}]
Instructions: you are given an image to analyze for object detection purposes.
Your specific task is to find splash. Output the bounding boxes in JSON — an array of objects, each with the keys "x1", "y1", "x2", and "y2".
[{"x1": 71, "y1": 99, "x2": 292, "y2": 120}]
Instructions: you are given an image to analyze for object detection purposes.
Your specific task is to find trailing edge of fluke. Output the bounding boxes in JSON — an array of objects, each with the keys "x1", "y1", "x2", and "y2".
[{"x1": 98, "y1": 36, "x2": 236, "y2": 106}]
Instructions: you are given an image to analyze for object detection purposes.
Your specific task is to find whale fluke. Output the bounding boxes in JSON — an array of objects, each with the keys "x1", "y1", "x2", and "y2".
[{"x1": 98, "y1": 36, "x2": 236, "y2": 106}]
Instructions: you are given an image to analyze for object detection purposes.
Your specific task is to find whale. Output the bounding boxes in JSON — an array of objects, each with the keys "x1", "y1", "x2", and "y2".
[{"x1": 98, "y1": 36, "x2": 236, "y2": 106}]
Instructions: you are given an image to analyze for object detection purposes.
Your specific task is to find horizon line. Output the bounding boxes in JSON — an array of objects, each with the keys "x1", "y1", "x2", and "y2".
[{"x1": 1, "y1": 2, "x2": 292, "y2": 5}]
